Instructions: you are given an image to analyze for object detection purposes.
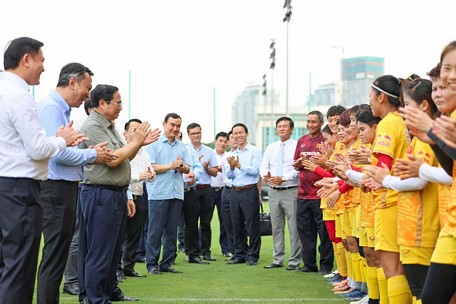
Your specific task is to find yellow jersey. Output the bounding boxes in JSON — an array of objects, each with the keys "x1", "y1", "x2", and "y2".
[
  {"x1": 372, "y1": 111, "x2": 411, "y2": 209},
  {"x1": 397, "y1": 137, "x2": 440, "y2": 247}
]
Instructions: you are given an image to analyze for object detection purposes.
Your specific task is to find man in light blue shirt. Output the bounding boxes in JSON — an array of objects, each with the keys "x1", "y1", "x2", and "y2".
[
  {"x1": 36, "y1": 63, "x2": 117, "y2": 303},
  {"x1": 145, "y1": 113, "x2": 191, "y2": 274},
  {"x1": 185, "y1": 123, "x2": 218, "y2": 262},
  {"x1": 225, "y1": 123, "x2": 262, "y2": 266}
]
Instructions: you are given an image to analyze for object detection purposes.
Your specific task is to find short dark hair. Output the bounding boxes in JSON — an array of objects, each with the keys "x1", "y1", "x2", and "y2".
[
  {"x1": 90, "y1": 84, "x2": 119, "y2": 108},
  {"x1": 215, "y1": 131, "x2": 228, "y2": 140},
  {"x1": 231, "y1": 123, "x2": 248, "y2": 133},
  {"x1": 164, "y1": 113, "x2": 181, "y2": 123},
  {"x1": 57, "y1": 62, "x2": 93, "y2": 87},
  {"x1": 322, "y1": 124, "x2": 333, "y2": 135},
  {"x1": 427, "y1": 63, "x2": 441, "y2": 80},
  {"x1": 326, "y1": 105, "x2": 346, "y2": 119},
  {"x1": 356, "y1": 108, "x2": 381, "y2": 127},
  {"x1": 227, "y1": 130, "x2": 233, "y2": 140},
  {"x1": 275, "y1": 116, "x2": 294, "y2": 128},
  {"x1": 3, "y1": 37, "x2": 43, "y2": 70},
  {"x1": 307, "y1": 110, "x2": 324, "y2": 123},
  {"x1": 124, "y1": 118, "x2": 142, "y2": 131},
  {"x1": 187, "y1": 123, "x2": 201, "y2": 134},
  {"x1": 83, "y1": 98, "x2": 92, "y2": 116}
]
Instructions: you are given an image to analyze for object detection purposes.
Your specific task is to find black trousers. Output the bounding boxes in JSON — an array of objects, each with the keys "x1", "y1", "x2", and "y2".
[
  {"x1": 230, "y1": 186, "x2": 261, "y2": 262},
  {"x1": 37, "y1": 180, "x2": 79, "y2": 304},
  {"x1": 221, "y1": 188, "x2": 235, "y2": 254},
  {"x1": 79, "y1": 185, "x2": 127, "y2": 303},
  {"x1": 296, "y1": 199, "x2": 334, "y2": 271},
  {"x1": 122, "y1": 195, "x2": 146, "y2": 271},
  {"x1": 0, "y1": 177, "x2": 42, "y2": 304},
  {"x1": 212, "y1": 188, "x2": 228, "y2": 254}
]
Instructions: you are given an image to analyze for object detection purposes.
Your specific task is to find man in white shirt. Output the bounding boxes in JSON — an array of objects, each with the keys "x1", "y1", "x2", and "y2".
[
  {"x1": 210, "y1": 131, "x2": 230, "y2": 257},
  {"x1": 0, "y1": 36, "x2": 84, "y2": 304},
  {"x1": 122, "y1": 118, "x2": 156, "y2": 277},
  {"x1": 260, "y1": 116, "x2": 302, "y2": 271}
]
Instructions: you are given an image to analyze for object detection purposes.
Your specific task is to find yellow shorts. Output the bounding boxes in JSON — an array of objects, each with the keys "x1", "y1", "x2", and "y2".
[
  {"x1": 344, "y1": 209, "x2": 353, "y2": 237},
  {"x1": 359, "y1": 226, "x2": 368, "y2": 247},
  {"x1": 400, "y1": 246, "x2": 434, "y2": 266},
  {"x1": 323, "y1": 208, "x2": 336, "y2": 221},
  {"x1": 375, "y1": 205, "x2": 399, "y2": 252},
  {"x1": 431, "y1": 231, "x2": 456, "y2": 265},
  {"x1": 366, "y1": 227, "x2": 376, "y2": 248},
  {"x1": 352, "y1": 204, "x2": 361, "y2": 238},
  {"x1": 336, "y1": 213, "x2": 344, "y2": 239}
]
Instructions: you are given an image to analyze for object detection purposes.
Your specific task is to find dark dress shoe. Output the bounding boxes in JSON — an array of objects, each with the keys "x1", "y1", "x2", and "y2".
[
  {"x1": 286, "y1": 265, "x2": 299, "y2": 271},
  {"x1": 226, "y1": 259, "x2": 246, "y2": 264},
  {"x1": 123, "y1": 269, "x2": 146, "y2": 277},
  {"x1": 147, "y1": 267, "x2": 160, "y2": 275},
  {"x1": 188, "y1": 256, "x2": 209, "y2": 264},
  {"x1": 299, "y1": 266, "x2": 318, "y2": 273},
  {"x1": 110, "y1": 294, "x2": 139, "y2": 301},
  {"x1": 160, "y1": 266, "x2": 182, "y2": 273},
  {"x1": 203, "y1": 254, "x2": 216, "y2": 261},
  {"x1": 318, "y1": 268, "x2": 332, "y2": 275},
  {"x1": 63, "y1": 283, "x2": 80, "y2": 295},
  {"x1": 264, "y1": 263, "x2": 283, "y2": 269},
  {"x1": 246, "y1": 260, "x2": 258, "y2": 266}
]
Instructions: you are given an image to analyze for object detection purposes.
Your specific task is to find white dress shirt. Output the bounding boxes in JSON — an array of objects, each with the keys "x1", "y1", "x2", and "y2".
[
  {"x1": 130, "y1": 147, "x2": 152, "y2": 195},
  {"x1": 260, "y1": 137, "x2": 299, "y2": 187},
  {"x1": 211, "y1": 149, "x2": 226, "y2": 188},
  {"x1": 221, "y1": 150, "x2": 235, "y2": 187},
  {"x1": 0, "y1": 72, "x2": 65, "y2": 180}
]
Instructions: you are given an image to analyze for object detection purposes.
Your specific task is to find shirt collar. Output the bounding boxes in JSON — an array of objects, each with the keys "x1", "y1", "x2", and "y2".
[
  {"x1": 49, "y1": 90, "x2": 71, "y2": 117},
  {"x1": 91, "y1": 109, "x2": 113, "y2": 129}
]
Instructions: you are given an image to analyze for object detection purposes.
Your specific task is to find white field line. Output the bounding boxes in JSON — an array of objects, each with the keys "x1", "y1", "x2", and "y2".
[{"x1": 60, "y1": 296, "x2": 342, "y2": 302}]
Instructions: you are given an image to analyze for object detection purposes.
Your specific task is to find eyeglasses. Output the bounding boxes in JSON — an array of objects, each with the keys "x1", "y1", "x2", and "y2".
[{"x1": 107, "y1": 101, "x2": 123, "y2": 107}]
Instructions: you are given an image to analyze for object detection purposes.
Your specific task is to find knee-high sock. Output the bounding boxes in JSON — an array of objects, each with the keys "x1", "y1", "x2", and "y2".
[
  {"x1": 387, "y1": 274, "x2": 412, "y2": 304},
  {"x1": 346, "y1": 251, "x2": 352, "y2": 279},
  {"x1": 377, "y1": 267, "x2": 389, "y2": 304},
  {"x1": 361, "y1": 257, "x2": 367, "y2": 283},
  {"x1": 332, "y1": 242, "x2": 340, "y2": 272},
  {"x1": 352, "y1": 251, "x2": 362, "y2": 283},
  {"x1": 336, "y1": 242, "x2": 347, "y2": 277},
  {"x1": 367, "y1": 266, "x2": 380, "y2": 300}
]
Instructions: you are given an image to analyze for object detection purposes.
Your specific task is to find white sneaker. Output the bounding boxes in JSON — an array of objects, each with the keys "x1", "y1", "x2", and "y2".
[
  {"x1": 324, "y1": 269, "x2": 338, "y2": 278},
  {"x1": 350, "y1": 295, "x2": 368, "y2": 304}
]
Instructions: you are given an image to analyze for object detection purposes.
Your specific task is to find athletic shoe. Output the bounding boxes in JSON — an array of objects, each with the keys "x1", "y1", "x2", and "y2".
[
  {"x1": 340, "y1": 289, "x2": 366, "y2": 299},
  {"x1": 324, "y1": 269, "x2": 338, "y2": 278},
  {"x1": 349, "y1": 294, "x2": 369, "y2": 303}
]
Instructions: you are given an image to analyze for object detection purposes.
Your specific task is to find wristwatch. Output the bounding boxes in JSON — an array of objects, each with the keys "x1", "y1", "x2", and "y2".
[{"x1": 281, "y1": 176, "x2": 286, "y2": 182}]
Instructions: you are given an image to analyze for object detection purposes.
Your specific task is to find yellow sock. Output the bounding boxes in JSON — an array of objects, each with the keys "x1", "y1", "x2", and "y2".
[
  {"x1": 333, "y1": 242, "x2": 340, "y2": 272},
  {"x1": 412, "y1": 296, "x2": 417, "y2": 304},
  {"x1": 352, "y1": 252, "x2": 362, "y2": 283},
  {"x1": 387, "y1": 274, "x2": 412, "y2": 304},
  {"x1": 366, "y1": 266, "x2": 380, "y2": 299},
  {"x1": 337, "y1": 242, "x2": 347, "y2": 277},
  {"x1": 361, "y1": 257, "x2": 367, "y2": 283},
  {"x1": 415, "y1": 299, "x2": 422, "y2": 304},
  {"x1": 377, "y1": 267, "x2": 389, "y2": 304},
  {"x1": 346, "y1": 251, "x2": 352, "y2": 279}
]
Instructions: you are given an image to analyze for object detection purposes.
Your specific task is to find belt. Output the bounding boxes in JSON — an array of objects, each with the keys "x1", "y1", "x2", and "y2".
[
  {"x1": 87, "y1": 184, "x2": 129, "y2": 192},
  {"x1": 46, "y1": 179, "x2": 79, "y2": 185},
  {"x1": 212, "y1": 187, "x2": 223, "y2": 192},
  {"x1": 272, "y1": 185, "x2": 298, "y2": 191},
  {"x1": 196, "y1": 184, "x2": 211, "y2": 190},
  {"x1": 232, "y1": 184, "x2": 256, "y2": 191},
  {"x1": 132, "y1": 194, "x2": 142, "y2": 200},
  {"x1": 184, "y1": 187, "x2": 197, "y2": 193},
  {"x1": 224, "y1": 186, "x2": 232, "y2": 190}
]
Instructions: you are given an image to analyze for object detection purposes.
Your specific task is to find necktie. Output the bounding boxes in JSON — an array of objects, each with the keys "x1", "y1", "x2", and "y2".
[{"x1": 276, "y1": 142, "x2": 285, "y2": 176}]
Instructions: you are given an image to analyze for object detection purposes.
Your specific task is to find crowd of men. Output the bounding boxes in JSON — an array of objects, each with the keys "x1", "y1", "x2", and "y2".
[{"x1": 1, "y1": 36, "x2": 455, "y2": 304}]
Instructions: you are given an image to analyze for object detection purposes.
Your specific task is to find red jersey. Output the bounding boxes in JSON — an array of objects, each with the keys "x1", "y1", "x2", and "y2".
[{"x1": 294, "y1": 133, "x2": 324, "y2": 199}]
